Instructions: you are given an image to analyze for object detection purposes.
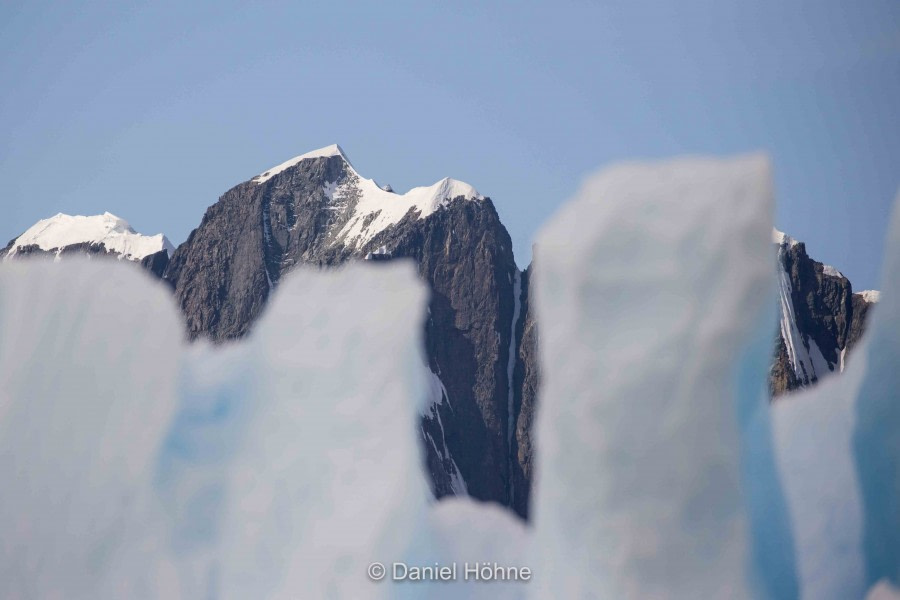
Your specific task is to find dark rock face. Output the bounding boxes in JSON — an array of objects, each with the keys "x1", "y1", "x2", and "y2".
[
  {"x1": 770, "y1": 238, "x2": 877, "y2": 397},
  {"x1": 510, "y1": 265, "x2": 538, "y2": 519},
  {"x1": 163, "y1": 153, "x2": 521, "y2": 508},
  {"x1": 140, "y1": 249, "x2": 171, "y2": 278},
  {"x1": 1, "y1": 240, "x2": 169, "y2": 278},
  {"x1": 849, "y1": 293, "x2": 875, "y2": 352}
]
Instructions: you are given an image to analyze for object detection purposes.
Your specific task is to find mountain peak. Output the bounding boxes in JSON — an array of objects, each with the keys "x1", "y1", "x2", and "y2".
[
  {"x1": 252, "y1": 143, "x2": 349, "y2": 184},
  {"x1": 4, "y1": 212, "x2": 174, "y2": 260}
]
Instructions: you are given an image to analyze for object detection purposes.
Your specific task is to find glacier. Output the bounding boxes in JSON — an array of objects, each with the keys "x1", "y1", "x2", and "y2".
[{"x1": 1, "y1": 159, "x2": 898, "y2": 599}]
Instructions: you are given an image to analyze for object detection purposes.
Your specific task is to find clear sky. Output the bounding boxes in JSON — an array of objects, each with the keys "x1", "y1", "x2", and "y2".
[{"x1": 1, "y1": 1, "x2": 898, "y2": 290}]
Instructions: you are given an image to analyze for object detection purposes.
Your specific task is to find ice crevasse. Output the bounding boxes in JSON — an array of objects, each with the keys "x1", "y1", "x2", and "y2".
[{"x1": 1, "y1": 158, "x2": 899, "y2": 599}]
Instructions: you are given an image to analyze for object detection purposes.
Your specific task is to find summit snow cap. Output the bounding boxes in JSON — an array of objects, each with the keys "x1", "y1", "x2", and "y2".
[
  {"x1": 252, "y1": 144, "x2": 349, "y2": 183},
  {"x1": 773, "y1": 228, "x2": 800, "y2": 247},
  {"x1": 5, "y1": 212, "x2": 174, "y2": 261}
]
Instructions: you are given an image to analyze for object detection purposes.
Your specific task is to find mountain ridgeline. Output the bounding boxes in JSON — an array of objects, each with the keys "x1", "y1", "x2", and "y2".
[{"x1": 1, "y1": 146, "x2": 879, "y2": 520}]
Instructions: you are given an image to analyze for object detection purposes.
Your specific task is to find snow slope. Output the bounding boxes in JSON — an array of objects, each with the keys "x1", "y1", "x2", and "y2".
[{"x1": 4, "y1": 212, "x2": 174, "y2": 260}]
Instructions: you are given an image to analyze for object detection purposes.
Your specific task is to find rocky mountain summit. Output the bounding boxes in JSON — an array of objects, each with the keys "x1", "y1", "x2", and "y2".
[
  {"x1": 770, "y1": 229, "x2": 879, "y2": 396},
  {"x1": 3, "y1": 148, "x2": 880, "y2": 521}
]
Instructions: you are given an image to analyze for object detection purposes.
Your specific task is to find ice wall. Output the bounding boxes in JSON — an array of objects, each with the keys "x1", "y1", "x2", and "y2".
[
  {"x1": 0, "y1": 259, "x2": 430, "y2": 599},
  {"x1": 854, "y1": 194, "x2": 900, "y2": 589},
  {"x1": 772, "y1": 192, "x2": 900, "y2": 600},
  {"x1": 1, "y1": 166, "x2": 897, "y2": 600},
  {"x1": 773, "y1": 362, "x2": 867, "y2": 599},
  {"x1": 531, "y1": 155, "x2": 797, "y2": 598},
  {"x1": 0, "y1": 261, "x2": 182, "y2": 598}
]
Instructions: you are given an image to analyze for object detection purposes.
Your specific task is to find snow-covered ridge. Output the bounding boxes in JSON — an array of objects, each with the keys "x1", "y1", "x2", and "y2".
[
  {"x1": 5, "y1": 212, "x2": 174, "y2": 261},
  {"x1": 252, "y1": 143, "x2": 348, "y2": 183},
  {"x1": 859, "y1": 289, "x2": 881, "y2": 303},
  {"x1": 334, "y1": 174, "x2": 484, "y2": 249},
  {"x1": 254, "y1": 143, "x2": 485, "y2": 249}
]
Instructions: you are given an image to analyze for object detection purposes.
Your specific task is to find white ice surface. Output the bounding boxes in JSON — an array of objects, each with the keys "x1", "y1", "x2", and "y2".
[
  {"x1": 252, "y1": 143, "x2": 484, "y2": 249},
  {"x1": 421, "y1": 498, "x2": 529, "y2": 600},
  {"x1": 533, "y1": 154, "x2": 794, "y2": 598},
  {"x1": 5, "y1": 212, "x2": 174, "y2": 260},
  {"x1": 0, "y1": 259, "x2": 431, "y2": 599},
  {"x1": 0, "y1": 260, "x2": 182, "y2": 598},
  {"x1": 773, "y1": 365, "x2": 867, "y2": 600},
  {"x1": 773, "y1": 190, "x2": 900, "y2": 599},
  {"x1": 852, "y1": 193, "x2": 900, "y2": 590},
  {"x1": 860, "y1": 289, "x2": 882, "y2": 303},
  {"x1": 869, "y1": 580, "x2": 900, "y2": 600}
]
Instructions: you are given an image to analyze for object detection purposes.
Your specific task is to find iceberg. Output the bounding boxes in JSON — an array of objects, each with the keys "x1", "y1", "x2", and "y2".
[
  {"x1": 0, "y1": 259, "x2": 430, "y2": 598},
  {"x1": 772, "y1": 192, "x2": 900, "y2": 599},
  {"x1": 0, "y1": 260, "x2": 182, "y2": 598},
  {"x1": 531, "y1": 155, "x2": 797, "y2": 598}
]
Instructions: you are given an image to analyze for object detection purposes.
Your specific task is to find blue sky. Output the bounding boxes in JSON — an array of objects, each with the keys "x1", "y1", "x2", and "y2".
[{"x1": 1, "y1": 0, "x2": 898, "y2": 290}]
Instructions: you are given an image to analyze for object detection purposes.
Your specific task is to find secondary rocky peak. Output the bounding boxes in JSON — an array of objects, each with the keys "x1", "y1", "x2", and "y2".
[
  {"x1": 771, "y1": 229, "x2": 877, "y2": 396},
  {"x1": 3, "y1": 212, "x2": 174, "y2": 262}
]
